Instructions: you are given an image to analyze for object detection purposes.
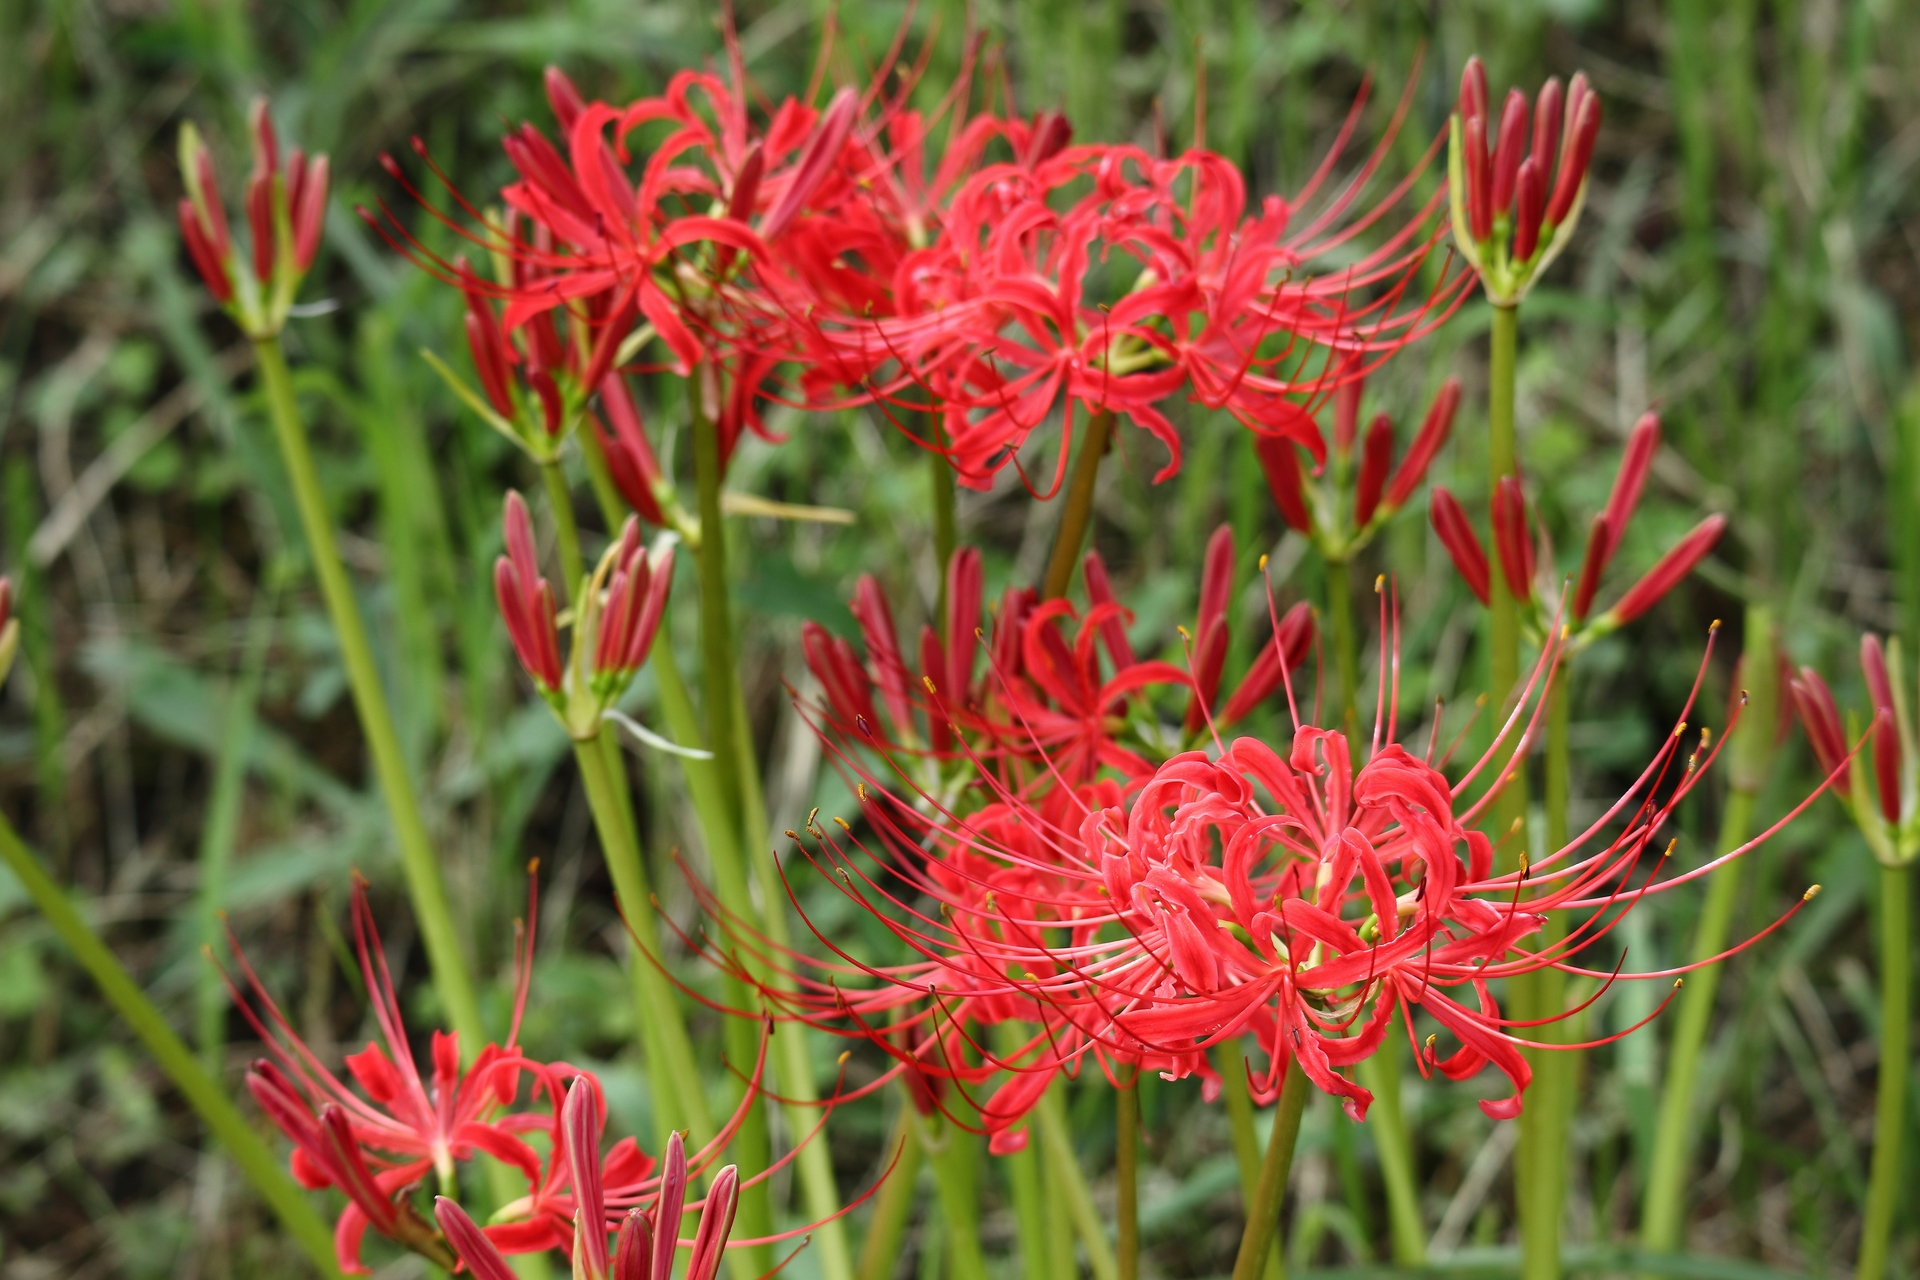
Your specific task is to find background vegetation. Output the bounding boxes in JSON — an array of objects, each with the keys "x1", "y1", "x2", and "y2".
[{"x1": 1, "y1": 0, "x2": 1916, "y2": 1276}]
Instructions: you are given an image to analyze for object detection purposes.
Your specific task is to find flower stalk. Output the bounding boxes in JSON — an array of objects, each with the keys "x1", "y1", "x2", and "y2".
[
  {"x1": 1229, "y1": 1059, "x2": 1310, "y2": 1280},
  {"x1": 0, "y1": 813, "x2": 345, "y2": 1279},
  {"x1": 1117, "y1": 1078, "x2": 1141, "y2": 1280},
  {"x1": 1043, "y1": 410, "x2": 1115, "y2": 598}
]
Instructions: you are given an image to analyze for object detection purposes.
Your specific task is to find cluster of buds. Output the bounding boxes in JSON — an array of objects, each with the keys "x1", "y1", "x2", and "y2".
[
  {"x1": 434, "y1": 1082, "x2": 740, "y2": 1280},
  {"x1": 1256, "y1": 375, "x2": 1462, "y2": 562},
  {"x1": 1448, "y1": 58, "x2": 1600, "y2": 304},
  {"x1": 1431, "y1": 412, "x2": 1726, "y2": 646},
  {"x1": 0, "y1": 576, "x2": 16, "y2": 687},
  {"x1": 177, "y1": 99, "x2": 330, "y2": 337},
  {"x1": 1793, "y1": 636, "x2": 1920, "y2": 866},
  {"x1": 495, "y1": 493, "x2": 675, "y2": 739}
]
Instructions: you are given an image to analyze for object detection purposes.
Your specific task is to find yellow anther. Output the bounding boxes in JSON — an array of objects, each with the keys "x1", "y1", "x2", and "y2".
[
  {"x1": 858, "y1": 783, "x2": 870, "y2": 801},
  {"x1": 834, "y1": 816, "x2": 852, "y2": 832},
  {"x1": 527, "y1": 857, "x2": 542, "y2": 874},
  {"x1": 1375, "y1": 574, "x2": 1385, "y2": 592},
  {"x1": 1259, "y1": 554, "x2": 1269, "y2": 571},
  {"x1": 1673, "y1": 977, "x2": 1684, "y2": 989},
  {"x1": 924, "y1": 676, "x2": 938, "y2": 695},
  {"x1": 808, "y1": 807, "x2": 820, "y2": 827},
  {"x1": 1662, "y1": 838, "x2": 1676, "y2": 859},
  {"x1": 1672, "y1": 720, "x2": 1688, "y2": 738},
  {"x1": 1177, "y1": 625, "x2": 1191, "y2": 642},
  {"x1": 1804, "y1": 884, "x2": 1823, "y2": 901},
  {"x1": 785, "y1": 830, "x2": 800, "y2": 841}
]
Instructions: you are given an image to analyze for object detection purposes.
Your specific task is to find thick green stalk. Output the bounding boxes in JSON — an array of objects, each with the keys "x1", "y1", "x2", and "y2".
[
  {"x1": 1521, "y1": 678, "x2": 1572, "y2": 1280},
  {"x1": 1117, "y1": 1080, "x2": 1141, "y2": 1280},
  {"x1": 689, "y1": 393, "x2": 776, "y2": 1274},
  {"x1": 1040, "y1": 1081, "x2": 1080, "y2": 1280},
  {"x1": 1230, "y1": 1058, "x2": 1310, "y2": 1280},
  {"x1": 858, "y1": 1102, "x2": 925, "y2": 1280},
  {"x1": 995, "y1": 1027, "x2": 1054, "y2": 1280},
  {"x1": 1323, "y1": 557, "x2": 1422, "y2": 1261},
  {"x1": 1036, "y1": 1083, "x2": 1118, "y2": 1280},
  {"x1": 1638, "y1": 789, "x2": 1755, "y2": 1261},
  {"x1": 1041, "y1": 410, "x2": 1115, "y2": 598},
  {"x1": 921, "y1": 1113, "x2": 989, "y2": 1280},
  {"x1": 252, "y1": 337, "x2": 482, "y2": 1050},
  {"x1": 539, "y1": 459, "x2": 586, "y2": 597},
  {"x1": 572, "y1": 734, "x2": 711, "y2": 1145},
  {"x1": 1858, "y1": 863, "x2": 1911, "y2": 1280},
  {"x1": 929, "y1": 429, "x2": 958, "y2": 631},
  {"x1": 1217, "y1": 1040, "x2": 1284, "y2": 1280},
  {"x1": 0, "y1": 815, "x2": 345, "y2": 1278}
]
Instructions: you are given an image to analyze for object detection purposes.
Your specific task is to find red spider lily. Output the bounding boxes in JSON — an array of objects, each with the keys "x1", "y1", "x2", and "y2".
[
  {"x1": 1254, "y1": 375, "x2": 1461, "y2": 550},
  {"x1": 1791, "y1": 637, "x2": 1920, "y2": 866},
  {"x1": 802, "y1": 537, "x2": 1311, "y2": 788},
  {"x1": 0, "y1": 575, "x2": 16, "y2": 687},
  {"x1": 702, "y1": 614, "x2": 1819, "y2": 1153},
  {"x1": 225, "y1": 875, "x2": 545, "y2": 1273},
  {"x1": 177, "y1": 98, "x2": 330, "y2": 337},
  {"x1": 1432, "y1": 414, "x2": 1726, "y2": 644},
  {"x1": 1448, "y1": 57, "x2": 1600, "y2": 303},
  {"x1": 495, "y1": 491, "x2": 675, "y2": 738},
  {"x1": 806, "y1": 74, "x2": 1472, "y2": 495}
]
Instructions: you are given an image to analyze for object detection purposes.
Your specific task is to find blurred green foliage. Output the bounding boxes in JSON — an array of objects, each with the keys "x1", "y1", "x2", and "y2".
[{"x1": 1, "y1": 0, "x2": 1917, "y2": 1276}]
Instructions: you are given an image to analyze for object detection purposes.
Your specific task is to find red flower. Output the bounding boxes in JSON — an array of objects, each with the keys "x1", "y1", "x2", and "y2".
[
  {"x1": 714, "y1": 606, "x2": 1819, "y2": 1153},
  {"x1": 1448, "y1": 58, "x2": 1601, "y2": 303},
  {"x1": 1790, "y1": 635, "x2": 1916, "y2": 863},
  {"x1": 227, "y1": 876, "x2": 546, "y2": 1273}
]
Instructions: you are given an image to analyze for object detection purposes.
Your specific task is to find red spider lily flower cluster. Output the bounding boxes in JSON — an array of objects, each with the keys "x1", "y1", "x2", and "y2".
[
  {"x1": 434, "y1": 1083, "x2": 741, "y2": 1280},
  {"x1": 1448, "y1": 58, "x2": 1600, "y2": 304},
  {"x1": 495, "y1": 491, "x2": 675, "y2": 738},
  {"x1": 802, "y1": 533, "x2": 1313, "y2": 792},
  {"x1": 707, "y1": 614, "x2": 1820, "y2": 1155},
  {"x1": 177, "y1": 99, "x2": 330, "y2": 337},
  {"x1": 226, "y1": 875, "x2": 781, "y2": 1274},
  {"x1": 801, "y1": 75, "x2": 1472, "y2": 495},
  {"x1": 1791, "y1": 635, "x2": 1920, "y2": 866},
  {"x1": 1255, "y1": 373, "x2": 1462, "y2": 557},
  {"x1": 1430, "y1": 412, "x2": 1726, "y2": 644},
  {"x1": 0, "y1": 575, "x2": 16, "y2": 687}
]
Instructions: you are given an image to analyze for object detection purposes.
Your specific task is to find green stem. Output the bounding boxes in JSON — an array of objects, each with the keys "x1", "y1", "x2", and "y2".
[
  {"x1": 858, "y1": 1101, "x2": 926, "y2": 1280},
  {"x1": 929, "y1": 426, "x2": 957, "y2": 631},
  {"x1": 1858, "y1": 863, "x2": 1911, "y2": 1280},
  {"x1": 1638, "y1": 788, "x2": 1755, "y2": 1262},
  {"x1": 1216, "y1": 1040, "x2": 1284, "y2": 1280},
  {"x1": 1117, "y1": 1080, "x2": 1141, "y2": 1280},
  {"x1": 993, "y1": 1025, "x2": 1054, "y2": 1280},
  {"x1": 1521, "y1": 677, "x2": 1572, "y2": 1280},
  {"x1": 252, "y1": 336, "x2": 482, "y2": 1051},
  {"x1": 572, "y1": 733, "x2": 712, "y2": 1145},
  {"x1": 1041, "y1": 410, "x2": 1114, "y2": 599},
  {"x1": 690, "y1": 385, "x2": 775, "y2": 1276},
  {"x1": 1642, "y1": 608, "x2": 1778, "y2": 1270},
  {"x1": 540, "y1": 459, "x2": 586, "y2": 600},
  {"x1": 1486, "y1": 303, "x2": 1526, "y2": 857},
  {"x1": 1322, "y1": 558, "x2": 1422, "y2": 1261},
  {"x1": 0, "y1": 814, "x2": 345, "y2": 1278},
  {"x1": 1037, "y1": 1082, "x2": 1119, "y2": 1280},
  {"x1": 922, "y1": 1112, "x2": 989, "y2": 1280},
  {"x1": 1040, "y1": 1079, "x2": 1079, "y2": 1280},
  {"x1": 1230, "y1": 1056, "x2": 1310, "y2": 1280}
]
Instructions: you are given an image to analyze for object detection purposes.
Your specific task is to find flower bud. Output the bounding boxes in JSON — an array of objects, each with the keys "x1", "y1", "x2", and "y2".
[
  {"x1": 1605, "y1": 513, "x2": 1726, "y2": 625},
  {"x1": 761, "y1": 86, "x2": 858, "y2": 242},
  {"x1": 1531, "y1": 78, "x2": 1564, "y2": 178},
  {"x1": 1491, "y1": 475, "x2": 1535, "y2": 603},
  {"x1": 563, "y1": 1078, "x2": 609, "y2": 1279},
  {"x1": 1570, "y1": 515, "x2": 1612, "y2": 622},
  {"x1": 1024, "y1": 110, "x2": 1074, "y2": 168},
  {"x1": 1254, "y1": 435, "x2": 1312, "y2": 533},
  {"x1": 435, "y1": 1199, "x2": 518, "y2": 1280},
  {"x1": 545, "y1": 65, "x2": 587, "y2": 134},
  {"x1": 1459, "y1": 56, "x2": 1488, "y2": 126},
  {"x1": 1219, "y1": 601, "x2": 1314, "y2": 725},
  {"x1": 1490, "y1": 89, "x2": 1529, "y2": 217},
  {"x1": 1790, "y1": 666, "x2": 1851, "y2": 794},
  {"x1": 1511, "y1": 157, "x2": 1543, "y2": 261},
  {"x1": 1861, "y1": 634, "x2": 1902, "y2": 825},
  {"x1": 1463, "y1": 115, "x2": 1491, "y2": 243},
  {"x1": 1333, "y1": 373, "x2": 1365, "y2": 456},
  {"x1": 1545, "y1": 77, "x2": 1601, "y2": 228},
  {"x1": 1602, "y1": 411, "x2": 1660, "y2": 556},
  {"x1": 595, "y1": 374, "x2": 667, "y2": 525},
  {"x1": 495, "y1": 492, "x2": 564, "y2": 692},
  {"x1": 1383, "y1": 378, "x2": 1460, "y2": 510},
  {"x1": 1354, "y1": 413, "x2": 1394, "y2": 527},
  {"x1": 1430, "y1": 487, "x2": 1490, "y2": 606}
]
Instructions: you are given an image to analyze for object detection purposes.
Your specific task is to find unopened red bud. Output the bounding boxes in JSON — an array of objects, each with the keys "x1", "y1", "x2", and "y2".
[
  {"x1": 728, "y1": 144, "x2": 766, "y2": 223},
  {"x1": 1464, "y1": 115, "x2": 1491, "y2": 242},
  {"x1": 1255, "y1": 435, "x2": 1312, "y2": 533},
  {"x1": 1607, "y1": 513, "x2": 1726, "y2": 625},
  {"x1": 1545, "y1": 80, "x2": 1601, "y2": 228},
  {"x1": 1491, "y1": 475, "x2": 1535, "y2": 602},
  {"x1": 434, "y1": 1199, "x2": 518, "y2": 1280},
  {"x1": 1197, "y1": 525, "x2": 1235, "y2": 634},
  {"x1": 1219, "y1": 601, "x2": 1314, "y2": 725},
  {"x1": 178, "y1": 198, "x2": 234, "y2": 302},
  {"x1": 1354, "y1": 413, "x2": 1394, "y2": 526},
  {"x1": 544, "y1": 66, "x2": 586, "y2": 134},
  {"x1": 946, "y1": 546, "x2": 983, "y2": 698},
  {"x1": 245, "y1": 172, "x2": 274, "y2": 284},
  {"x1": 248, "y1": 98, "x2": 279, "y2": 179},
  {"x1": 1490, "y1": 89, "x2": 1529, "y2": 218},
  {"x1": 761, "y1": 86, "x2": 859, "y2": 241},
  {"x1": 1532, "y1": 78, "x2": 1564, "y2": 177},
  {"x1": 1083, "y1": 549, "x2": 1137, "y2": 669},
  {"x1": 1570, "y1": 514, "x2": 1612, "y2": 621},
  {"x1": 1024, "y1": 110, "x2": 1074, "y2": 167},
  {"x1": 1333, "y1": 373, "x2": 1365, "y2": 456},
  {"x1": 1790, "y1": 667, "x2": 1851, "y2": 793},
  {"x1": 1460, "y1": 56, "x2": 1488, "y2": 125},
  {"x1": 1602, "y1": 411, "x2": 1660, "y2": 567},
  {"x1": 1430, "y1": 487, "x2": 1490, "y2": 606},
  {"x1": 529, "y1": 370, "x2": 564, "y2": 437},
  {"x1": 596, "y1": 374, "x2": 666, "y2": 525},
  {"x1": 1383, "y1": 378, "x2": 1460, "y2": 510},
  {"x1": 465, "y1": 313, "x2": 517, "y2": 417},
  {"x1": 851, "y1": 574, "x2": 914, "y2": 736},
  {"x1": 1511, "y1": 157, "x2": 1544, "y2": 260},
  {"x1": 292, "y1": 154, "x2": 329, "y2": 271},
  {"x1": 1861, "y1": 634, "x2": 1902, "y2": 824}
]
